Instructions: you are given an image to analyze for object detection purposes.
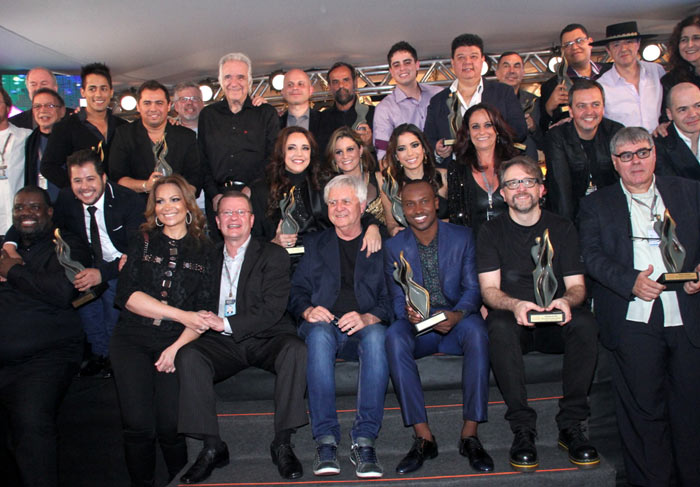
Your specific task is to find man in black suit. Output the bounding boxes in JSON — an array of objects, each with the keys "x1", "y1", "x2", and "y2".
[
  {"x1": 579, "y1": 127, "x2": 700, "y2": 486},
  {"x1": 59, "y1": 148, "x2": 144, "y2": 375},
  {"x1": 655, "y1": 82, "x2": 700, "y2": 181},
  {"x1": 109, "y1": 79, "x2": 202, "y2": 200},
  {"x1": 279, "y1": 69, "x2": 322, "y2": 141},
  {"x1": 176, "y1": 190, "x2": 307, "y2": 484},
  {"x1": 424, "y1": 33, "x2": 527, "y2": 166}
]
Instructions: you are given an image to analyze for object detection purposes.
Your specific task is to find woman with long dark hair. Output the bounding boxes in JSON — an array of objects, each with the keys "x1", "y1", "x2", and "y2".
[
  {"x1": 379, "y1": 123, "x2": 447, "y2": 236},
  {"x1": 110, "y1": 174, "x2": 217, "y2": 486},
  {"x1": 448, "y1": 103, "x2": 519, "y2": 233},
  {"x1": 662, "y1": 15, "x2": 700, "y2": 105}
]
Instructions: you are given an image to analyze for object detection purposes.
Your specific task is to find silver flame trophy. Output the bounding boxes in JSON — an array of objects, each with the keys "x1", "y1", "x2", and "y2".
[
  {"x1": 280, "y1": 186, "x2": 304, "y2": 255},
  {"x1": 393, "y1": 251, "x2": 447, "y2": 335},
  {"x1": 381, "y1": 166, "x2": 407, "y2": 227},
  {"x1": 54, "y1": 229, "x2": 107, "y2": 308},
  {"x1": 654, "y1": 209, "x2": 699, "y2": 285},
  {"x1": 528, "y1": 229, "x2": 565, "y2": 323},
  {"x1": 153, "y1": 138, "x2": 173, "y2": 176}
]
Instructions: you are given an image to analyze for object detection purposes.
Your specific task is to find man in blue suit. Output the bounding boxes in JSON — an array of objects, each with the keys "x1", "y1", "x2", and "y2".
[
  {"x1": 384, "y1": 179, "x2": 492, "y2": 474},
  {"x1": 289, "y1": 174, "x2": 391, "y2": 479},
  {"x1": 579, "y1": 127, "x2": 700, "y2": 486}
]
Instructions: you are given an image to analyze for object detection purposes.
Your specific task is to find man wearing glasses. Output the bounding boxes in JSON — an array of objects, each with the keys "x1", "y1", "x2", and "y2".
[
  {"x1": 579, "y1": 127, "x2": 700, "y2": 486},
  {"x1": 540, "y1": 24, "x2": 611, "y2": 131},
  {"x1": 172, "y1": 81, "x2": 205, "y2": 134},
  {"x1": 477, "y1": 156, "x2": 599, "y2": 472}
]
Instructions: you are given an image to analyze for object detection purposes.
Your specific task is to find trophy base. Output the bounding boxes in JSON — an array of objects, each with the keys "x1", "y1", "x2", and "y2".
[
  {"x1": 442, "y1": 139, "x2": 456, "y2": 147},
  {"x1": 527, "y1": 309, "x2": 565, "y2": 324},
  {"x1": 414, "y1": 312, "x2": 447, "y2": 336},
  {"x1": 286, "y1": 246, "x2": 305, "y2": 255},
  {"x1": 552, "y1": 105, "x2": 570, "y2": 124},
  {"x1": 657, "y1": 272, "x2": 699, "y2": 284},
  {"x1": 71, "y1": 282, "x2": 108, "y2": 309}
]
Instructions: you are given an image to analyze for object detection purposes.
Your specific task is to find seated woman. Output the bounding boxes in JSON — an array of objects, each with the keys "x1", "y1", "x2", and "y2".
[
  {"x1": 378, "y1": 123, "x2": 447, "y2": 236},
  {"x1": 323, "y1": 126, "x2": 385, "y2": 226},
  {"x1": 448, "y1": 103, "x2": 519, "y2": 234},
  {"x1": 110, "y1": 174, "x2": 218, "y2": 486}
]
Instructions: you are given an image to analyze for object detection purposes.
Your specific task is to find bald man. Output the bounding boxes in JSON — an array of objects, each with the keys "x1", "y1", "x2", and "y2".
[
  {"x1": 655, "y1": 82, "x2": 700, "y2": 181},
  {"x1": 280, "y1": 69, "x2": 322, "y2": 141}
]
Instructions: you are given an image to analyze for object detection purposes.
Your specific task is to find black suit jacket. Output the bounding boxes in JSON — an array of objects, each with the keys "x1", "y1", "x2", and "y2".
[
  {"x1": 108, "y1": 121, "x2": 202, "y2": 193},
  {"x1": 578, "y1": 176, "x2": 700, "y2": 349},
  {"x1": 424, "y1": 79, "x2": 528, "y2": 150},
  {"x1": 288, "y1": 227, "x2": 391, "y2": 322},
  {"x1": 215, "y1": 238, "x2": 297, "y2": 343},
  {"x1": 53, "y1": 182, "x2": 145, "y2": 281},
  {"x1": 654, "y1": 125, "x2": 700, "y2": 182},
  {"x1": 279, "y1": 108, "x2": 322, "y2": 142}
]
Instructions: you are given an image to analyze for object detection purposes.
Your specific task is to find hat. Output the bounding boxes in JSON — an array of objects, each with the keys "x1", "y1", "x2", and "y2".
[{"x1": 592, "y1": 21, "x2": 656, "y2": 46}]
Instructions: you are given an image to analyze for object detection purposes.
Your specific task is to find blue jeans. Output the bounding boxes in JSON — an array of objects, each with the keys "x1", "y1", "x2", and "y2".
[
  {"x1": 78, "y1": 278, "x2": 120, "y2": 357},
  {"x1": 299, "y1": 320, "x2": 389, "y2": 443},
  {"x1": 385, "y1": 314, "x2": 489, "y2": 426}
]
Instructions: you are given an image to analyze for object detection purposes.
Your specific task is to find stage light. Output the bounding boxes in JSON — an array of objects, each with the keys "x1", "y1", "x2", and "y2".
[
  {"x1": 548, "y1": 56, "x2": 563, "y2": 73},
  {"x1": 642, "y1": 44, "x2": 662, "y2": 62},
  {"x1": 120, "y1": 94, "x2": 137, "y2": 111},
  {"x1": 199, "y1": 84, "x2": 213, "y2": 102},
  {"x1": 270, "y1": 71, "x2": 285, "y2": 91},
  {"x1": 481, "y1": 61, "x2": 489, "y2": 76}
]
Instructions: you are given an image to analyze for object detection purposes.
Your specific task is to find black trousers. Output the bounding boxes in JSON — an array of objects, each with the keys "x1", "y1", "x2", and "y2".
[
  {"x1": 487, "y1": 308, "x2": 598, "y2": 432},
  {"x1": 176, "y1": 331, "x2": 308, "y2": 437},
  {"x1": 0, "y1": 339, "x2": 81, "y2": 487},
  {"x1": 610, "y1": 301, "x2": 700, "y2": 486},
  {"x1": 110, "y1": 324, "x2": 188, "y2": 487}
]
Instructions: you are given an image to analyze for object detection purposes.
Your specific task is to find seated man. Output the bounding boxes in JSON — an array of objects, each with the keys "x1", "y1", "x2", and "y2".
[
  {"x1": 176, "y1": 190, "x2": 307, "y2": 484},
  {"x1": 289, "y1": 174, "x2": 391, "y2": 478},
  {"x1": 477, "y1": 156, "x2": 599, "y2": 471},
  {"x1": 655, "y1": 82, "x2": 700, "y2": 181},
  {"x1": 0, "y1": 186, "x2": 90, "y2": 487},
  {"x1": 384, "y1": 180, "x2": 492, "y2": 474},
  {"x1": 544, "y1": 79, "x2": 623, "y2": 220}
]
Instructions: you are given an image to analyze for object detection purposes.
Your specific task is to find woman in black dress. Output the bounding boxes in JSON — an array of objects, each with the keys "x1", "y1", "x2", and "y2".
[
  {"x1": 447, "y1": 103, "x2": 519, "y2": 233},
  {"x1": 110, "y1": 174, "x2": 217, "y2": 487}
]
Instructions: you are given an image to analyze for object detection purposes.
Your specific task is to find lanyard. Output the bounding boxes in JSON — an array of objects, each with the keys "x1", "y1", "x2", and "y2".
[{"x1": 630, "y1": 192, "x2": 659, "y2": 222}]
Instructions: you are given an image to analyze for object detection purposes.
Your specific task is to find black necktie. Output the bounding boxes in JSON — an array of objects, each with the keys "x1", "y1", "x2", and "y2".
[{"x1": 87, "y1": 206, "x2": 103, "y2": 262}]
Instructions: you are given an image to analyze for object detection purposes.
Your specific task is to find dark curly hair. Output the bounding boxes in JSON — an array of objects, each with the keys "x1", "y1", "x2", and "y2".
[
  {"x1": 668, "y1": 15, "x2": 700, "y2": 78},
  {"x1": 265, "y1": 126, "x2": 322, "y2": 218},
  {"x1": 454, "y1": 103, "x2": 518, "y2": 173}
]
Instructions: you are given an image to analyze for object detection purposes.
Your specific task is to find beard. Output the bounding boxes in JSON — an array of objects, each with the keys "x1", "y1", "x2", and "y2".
[
  {"x1": 333, "y1": 88, "x2": 354, "y2": 106},
  {"x1": 509, "y1": 193, "x2": 538, "y2": 213}
]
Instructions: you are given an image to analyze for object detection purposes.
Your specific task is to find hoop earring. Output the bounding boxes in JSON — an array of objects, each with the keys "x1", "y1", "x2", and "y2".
[
  {"x1": 155, "y1": 217, "x2": 163, "y2": 227},
  {"x1": 186, "y1": 210, "x2": 192, "y2": 225}
]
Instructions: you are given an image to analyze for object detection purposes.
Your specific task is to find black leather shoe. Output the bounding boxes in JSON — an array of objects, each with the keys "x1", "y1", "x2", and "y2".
[
  {"x1": 270, "y1": 442, "x2": 303, "y2": 479},
  {"x1": 459, "y1": 436, "x2": 494, "y2": 472},
  {"x1": 180, "y1": 443, "x2": 229, "y2": 484},
  {"x1": 396, "y1": 436, "x2": 438, "y2": 474},
  {"x1": 558, "y1": 424, "x2": 600, "y2": 468},
  {"x1": 510, "y1": 428, "x2": 538, "y2": 472}
]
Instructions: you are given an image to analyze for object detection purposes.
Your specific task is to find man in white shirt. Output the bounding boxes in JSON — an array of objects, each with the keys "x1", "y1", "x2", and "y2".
[
  {"x1": 595, "y1": 22, "x2": 665, "y2": 132},
  {"x1": 0, "y1": 87, "x2": 31, "y2": 235}
]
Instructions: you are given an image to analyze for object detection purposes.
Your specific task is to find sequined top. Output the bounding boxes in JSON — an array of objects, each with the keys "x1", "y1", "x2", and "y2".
[{"x1": 115, "y1": 231, "x2": 217, "y2": 333}]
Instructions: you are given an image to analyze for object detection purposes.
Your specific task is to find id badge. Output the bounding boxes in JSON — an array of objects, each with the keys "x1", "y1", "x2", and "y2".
[
  {"x1": 224, "y1": 298, "x2": 236, "y2": 317},
  {"x1": 648, "y1": 228, "x2": 660, "y2": 247}
]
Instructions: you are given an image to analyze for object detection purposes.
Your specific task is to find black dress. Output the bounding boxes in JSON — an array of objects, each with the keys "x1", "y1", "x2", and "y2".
[
  {"x1": 448, "y1": 162, "x2": 507, "y2": 234},
  {"x1": 110, "y1": 231, "x2": 216, "y2": 485}
]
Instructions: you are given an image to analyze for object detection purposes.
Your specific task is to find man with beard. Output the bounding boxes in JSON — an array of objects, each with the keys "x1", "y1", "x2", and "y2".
[
  {"x1": 477, "y1": 156, "x2": 599, "y2": 472},
  {"x1": 172, "y1": 81, "x2": 205, "y2": 134},
  {"x1": 109, "y1": 80, "x2": 201, "y2": 200},
  {"x1": 384, "y1": 180, "x2": 493, "y2": 474},
  {"x1": 544, "y1": 79, "x2": 622, "y2": 221},
  {"x1": 0, "y1": 186, "x2": 90, "y2": 487},
  {"x1": 316, "y1": 62, "x2": 375, "y2": 153}
]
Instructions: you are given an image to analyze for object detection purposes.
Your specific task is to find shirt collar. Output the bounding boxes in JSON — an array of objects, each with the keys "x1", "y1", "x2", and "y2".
[
  {"x1": 224, "y1": 234, "x2": 251, "y2": 261},
  {"x1": 83, "y1": 191, "x2": 106, "y2": 212}
]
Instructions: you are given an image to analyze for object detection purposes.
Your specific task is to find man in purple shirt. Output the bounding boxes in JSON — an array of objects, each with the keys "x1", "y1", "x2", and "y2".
[{"x1": 373, "y1": 41, "x2": 442, "y2": 161}]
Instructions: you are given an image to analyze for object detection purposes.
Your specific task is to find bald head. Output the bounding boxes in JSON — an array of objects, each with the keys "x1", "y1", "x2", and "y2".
[
  {"x1": 667, "y1": 82, "x2": 700, "y2": 138},
  {"x1": 26, "y1": 67, "x2": 58, "y2": 99},
  {"x1": 281, "y1": 69, "x2": 313, "y2": 107}
]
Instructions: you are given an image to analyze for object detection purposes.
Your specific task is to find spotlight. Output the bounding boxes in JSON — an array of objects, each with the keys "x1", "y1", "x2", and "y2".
[
  {"x1": 120, "y1": 93, "x2": 137, "y2": 111},
  {"x1": 199, "y1": 84, "x2": 213, "y2": 102},
  {"x1": 642, "y1": 44, "x2": 662, "y2": 62},
  {"x1": 270, "y1": 70, "x2": 285, "y2": 91},
  {"x1": 548, "y1": 56, "x2": 563, "y2": 73},
  {"x1": 481, "y1": 61, "x2": 489, "y2": 76}
]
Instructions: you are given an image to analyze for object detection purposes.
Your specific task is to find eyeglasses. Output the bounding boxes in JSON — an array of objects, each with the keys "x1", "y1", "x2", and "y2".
[
  {"x1": 503, "y1": 178, "x2": 539, "y2": 190},
  {"x1": 219, "y1": 209, "x2": 251, "y2": 217},
  {"x1": 32, "y1": 103, "x2": 62, "y2": 110},
  {"x1": 613, "y1": 148, "x2": 652, "y2": 162},
  {"x1": 176, "y1": 96, "x2": 202, "y2": 103},
  {"x1": 562, "y1": 37, "x2": 589, "y2": 50}
]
